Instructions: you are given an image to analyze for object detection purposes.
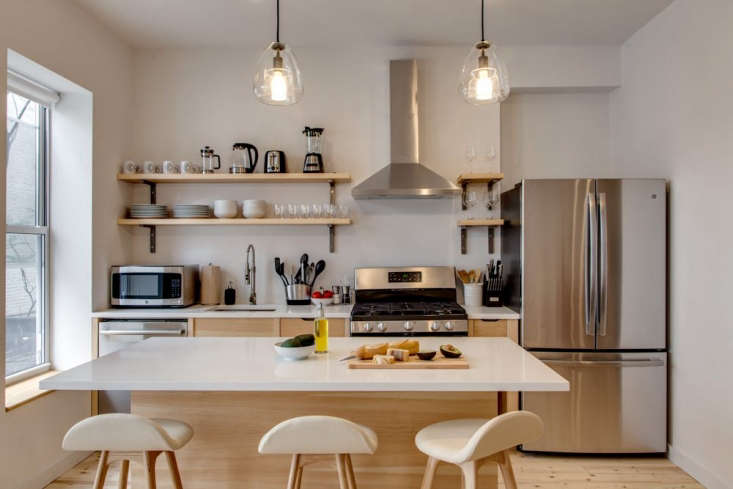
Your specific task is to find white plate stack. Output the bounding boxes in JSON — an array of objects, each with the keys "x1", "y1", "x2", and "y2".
[
  {"x1": 172, "y1": 204, "x2": 211, "y2": 218},
  {"x1": 128, "y1": 204, "x2": 169, "y2": 218}
]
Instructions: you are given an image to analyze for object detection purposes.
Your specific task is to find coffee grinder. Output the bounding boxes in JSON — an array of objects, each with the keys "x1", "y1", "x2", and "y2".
[{"x1": 302, "y1": 126, "x2": 324, "y2": 173}]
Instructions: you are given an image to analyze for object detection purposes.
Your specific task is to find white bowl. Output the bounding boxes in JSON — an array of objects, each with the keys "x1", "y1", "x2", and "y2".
[
  {"x1": 311, "y1": 297, "x2": 334, "y2": 307},
  {"x1": 274, "y1": 342, "x2": 315, "y2": 361},
  {"x1": 242, "y1": 199, "x2": 267, "y2": 218},
  {"x1": 213, "y1": 200, "x2": 238, "y2": 218}
]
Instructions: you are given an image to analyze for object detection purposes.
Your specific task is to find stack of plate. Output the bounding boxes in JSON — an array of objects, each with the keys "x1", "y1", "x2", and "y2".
[
  {"x1": 172, "y1": 204, "x2": 211, "y2": 219},
  {"x1": 128, "y1": 204, "x2": 168, "y2": 218}
]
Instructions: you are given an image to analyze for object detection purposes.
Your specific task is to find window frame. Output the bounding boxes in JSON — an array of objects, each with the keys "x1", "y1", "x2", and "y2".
[{"x1": 5, "y1": 89, "x2": 51, "y2": 385}]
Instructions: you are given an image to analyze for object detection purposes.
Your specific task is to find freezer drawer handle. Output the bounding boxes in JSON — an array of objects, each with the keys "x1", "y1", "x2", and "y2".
[
  {"x1": 543, "y1": 359, "x2": 664, "y2": 367},
  {"x1": 99, "y1": 329, "x2": 187, "y2": 336}
]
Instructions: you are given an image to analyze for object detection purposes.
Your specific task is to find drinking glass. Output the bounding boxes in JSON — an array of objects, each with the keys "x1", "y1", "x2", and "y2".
[
  {"x1": 323, "y1": 204, "x2": 336, "y2": 218},
  {"x1": 311, "y1": 203, "x2": 323, "y2": 218},
  {"x1": 287, "y1": 203, "x2": 298, "y2": 218},
  {"x1": 299, "y1": 204, "x2": 310, "y2": 218},
  {"x1": 337, "y1": 204, "x2": 349, "y2": 218},
  {"x1": 273, "y1": 204, "x2": 284, "y2": 219}
]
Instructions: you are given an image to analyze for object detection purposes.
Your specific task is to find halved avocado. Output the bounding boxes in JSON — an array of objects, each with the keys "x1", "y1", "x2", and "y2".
[
  {"x1": 295, "y1": 334, "x2": 315, "y2": 346},
  {"x1": 280, "y1": 337, "x2": 302, "y2": 348},
  {"x1": 417, "y1": 351, "x2": 437, "y2": 361},
  {"x1": 440, "y1": 344, "x2": 462, "y2": 358}
]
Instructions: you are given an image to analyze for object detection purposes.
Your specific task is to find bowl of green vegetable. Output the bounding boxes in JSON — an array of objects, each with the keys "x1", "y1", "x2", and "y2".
[{"x1": 274, "y1": 334, "x2": 316, "y2": 360}]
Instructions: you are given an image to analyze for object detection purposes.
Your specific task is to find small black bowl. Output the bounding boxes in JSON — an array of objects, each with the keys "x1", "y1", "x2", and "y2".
[{"x1": 417, "y1": 351, "x2": 437, "y2": 361}]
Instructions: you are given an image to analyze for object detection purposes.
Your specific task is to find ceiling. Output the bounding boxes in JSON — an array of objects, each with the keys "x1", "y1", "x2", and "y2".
[{"x1": 72, "y1": 0, "x2": 673, "y2": 48}]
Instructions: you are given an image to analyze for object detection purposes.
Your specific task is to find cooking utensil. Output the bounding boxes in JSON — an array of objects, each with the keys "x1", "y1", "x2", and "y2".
[
  {"x1": 286, "y1": 284, "x2": 311, "y2": 305},
  {"x1": 232, "y1": 142, "x2": 258, "y2": 173},
  {"x1": 274, "y1": 257, "x2": 289, "y2": 287},
  {"x1": 299, "y1": 254, "x2": 309, "y2": 285},
  {"x1": 309, "y1": 260, "x2": 326, "y2": 288}
]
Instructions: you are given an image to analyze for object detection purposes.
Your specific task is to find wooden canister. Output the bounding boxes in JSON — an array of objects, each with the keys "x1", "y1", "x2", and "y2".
[{"x1": 200, "y1": 264, "x2": 222, "y2": 305}]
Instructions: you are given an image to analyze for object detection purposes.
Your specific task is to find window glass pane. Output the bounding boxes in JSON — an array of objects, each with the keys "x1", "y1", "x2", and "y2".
[
  {"x1": 5, "y1": 233, "x2": 45, "y2": 376},
  {"x1": 6, "y1": 92, "x2": 43, "y2": 226}
]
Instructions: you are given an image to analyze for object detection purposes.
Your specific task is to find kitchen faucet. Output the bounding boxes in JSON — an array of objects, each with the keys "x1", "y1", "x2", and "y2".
[{"x1": 245, "y1": 244, "x2": 256, "y2": 305}]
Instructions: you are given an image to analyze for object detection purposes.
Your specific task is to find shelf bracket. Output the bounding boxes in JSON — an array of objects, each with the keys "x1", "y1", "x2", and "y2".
[
  {"x1": 461, "y1": 182, "x2": 468, "y2": 210},
  {"x1": 142, "y1": 225, "x2": 156, "y2": 253},
  {"x1": 328, "y1": 224, "x2": 335, "y2": 253},
  {"x1": 329, "y1": 180, "x2": 336, "y2": 205},
  {"x1": 143, "y1": 180, "x2": 157, "y2": 204},
  {"x1": 460, "y1": 226, "x2": 467, "y2": 254}
]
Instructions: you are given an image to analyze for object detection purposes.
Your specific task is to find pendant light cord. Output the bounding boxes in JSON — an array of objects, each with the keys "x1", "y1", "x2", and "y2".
[
  {"x1": 481, "y1": 0, "x2": 485, "y2": 41},
  {"x1": 276, "y1": 0, "x2": 280, "y2": 43}
]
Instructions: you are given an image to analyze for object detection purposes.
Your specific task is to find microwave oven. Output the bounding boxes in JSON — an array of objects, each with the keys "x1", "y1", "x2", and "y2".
[{"x1": 110, "y1": 265, "x2": 198, "y2": 307}]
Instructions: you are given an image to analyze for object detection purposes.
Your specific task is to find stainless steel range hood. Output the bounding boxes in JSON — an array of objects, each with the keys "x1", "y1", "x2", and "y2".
[{"x1": 351, "y1": 60, "x2": 459, "y2": 199}]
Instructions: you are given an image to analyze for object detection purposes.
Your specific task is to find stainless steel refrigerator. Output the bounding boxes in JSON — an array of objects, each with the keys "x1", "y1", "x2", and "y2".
[{"x1": 502, "y1": 179, "x2": 667, "y2": 453}]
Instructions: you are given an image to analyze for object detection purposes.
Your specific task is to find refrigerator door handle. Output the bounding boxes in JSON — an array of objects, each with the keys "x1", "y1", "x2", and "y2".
[
  {"x1": 543, "y1": 358, "x2": 665, "y2": 367},
  {"x1": 598, "y1": 192, "x2": 608, "y2": 336},
  {"x1": 585, "y1": 193, "x2": 598, "y2": 336}
]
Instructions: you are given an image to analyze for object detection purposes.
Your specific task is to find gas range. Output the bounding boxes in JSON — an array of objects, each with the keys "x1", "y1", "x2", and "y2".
[{"x1": 350, "y1": 266, "x2": 468, "y2": 336}]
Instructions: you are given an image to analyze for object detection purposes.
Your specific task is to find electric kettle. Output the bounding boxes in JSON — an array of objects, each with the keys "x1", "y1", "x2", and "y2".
[{"x1": 232, "y1": 143, "x2": 259, "y2": 174}]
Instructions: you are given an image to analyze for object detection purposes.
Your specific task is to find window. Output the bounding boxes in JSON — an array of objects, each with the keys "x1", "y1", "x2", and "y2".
[{"x1": 5, "y1": 85, "x2": 50, "y2": 383}]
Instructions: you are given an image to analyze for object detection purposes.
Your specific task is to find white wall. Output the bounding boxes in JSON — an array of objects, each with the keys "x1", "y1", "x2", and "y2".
[
  {"x1": 0, "y1": 1, "x2": 133, "y2": 488},
  {"x1": 126, "y1": 45, "x2": 619, "y2": 303},
  {"x1": 501, "y1": 91, "x2": 613, "y2": 188},
  {"x1": 610, "y1": 0, "x2": 733, "y2": 487}
]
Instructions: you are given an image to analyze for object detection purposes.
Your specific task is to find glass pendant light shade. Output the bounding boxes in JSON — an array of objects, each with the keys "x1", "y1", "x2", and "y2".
[
  {"x1": 459, "y1": 41, "x2": 509, "y2": 105},
  {"x1": 253, "y1": 41, "x2": 303, "y2": 105}
]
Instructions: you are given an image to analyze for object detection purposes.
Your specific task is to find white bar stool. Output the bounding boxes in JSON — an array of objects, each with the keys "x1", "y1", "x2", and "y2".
[
  {"x1": 258, "y1": 415, "x2": 378, "y2": 489},
  {"x1": 62, "y1": 413, "x2": 193, "y2": 489},
  {"x1": 415, "y1": 411, "x2": 544, "y2": 489}
]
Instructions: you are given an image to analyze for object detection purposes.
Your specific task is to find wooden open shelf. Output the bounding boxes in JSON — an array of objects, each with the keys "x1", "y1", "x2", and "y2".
[
  {"x1": 117, "y1": 172, "x2": 351, "y2": 184},
  {"x1": 458, "y1": 219, "x2": 504, "y2": 227},
  {"x1": 456, "y1": 172, "x2": 504, "y2": 184},
  {"x1": 119, "y1": 218, "x2": 351, "y2": 226}
]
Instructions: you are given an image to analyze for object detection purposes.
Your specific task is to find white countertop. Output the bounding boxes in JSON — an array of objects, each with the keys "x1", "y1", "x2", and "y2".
[
  {"x1": 41, "y1": 337, "x2": 566, "y2": 392},
  {"x1": 90, "y1": 304, "x2": 520, "y2": 320}
]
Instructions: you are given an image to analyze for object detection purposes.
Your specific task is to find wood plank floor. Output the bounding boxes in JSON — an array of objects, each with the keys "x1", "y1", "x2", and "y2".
[{"x1": 45, "y1": 450, "x2": 704, "y2": 489}]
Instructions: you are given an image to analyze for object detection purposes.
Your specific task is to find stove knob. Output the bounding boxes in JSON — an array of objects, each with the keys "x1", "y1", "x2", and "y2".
[
  {"x1": 444, "y1": 321, "x2": 453, "y2": 331},
  {"x1": 376, "y1": 322, "x2": 386, "y2": 332},
  {"x1": 362, "y1": 322, "x2": 373, "y2": 332},
  {"x1": 403, "y1": 321, "x2": 414, "y2": 331},
  {"x1": 429, "y1": 321, "x2": 441, "y2": 332}
]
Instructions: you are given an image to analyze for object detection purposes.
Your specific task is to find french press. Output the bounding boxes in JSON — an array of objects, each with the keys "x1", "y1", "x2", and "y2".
[{"x1": 200, "y1": 146, "x2": 221, "y2": 174}]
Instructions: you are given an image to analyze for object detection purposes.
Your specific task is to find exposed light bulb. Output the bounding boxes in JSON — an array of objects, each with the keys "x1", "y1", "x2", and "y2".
[
  {"x1": 473, "y1": 68, "x2": 495, "y2": 101},
  {"x1": 269, "y1": 69, "x2": 288, "y2": 102}
]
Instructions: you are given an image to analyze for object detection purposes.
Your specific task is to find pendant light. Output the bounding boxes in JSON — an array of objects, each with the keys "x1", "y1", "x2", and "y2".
[
  {"x1": 253, "y1": 0, "x2": 303, "y2": 105},
  {"x1": 459, "y1": 0, "x2": 509, "y2": 105}
]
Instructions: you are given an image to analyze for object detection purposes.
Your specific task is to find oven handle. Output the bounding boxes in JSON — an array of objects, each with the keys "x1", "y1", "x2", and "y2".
[
  {"x1": 99, "y1": 329, "x2": 187, "y2": 336},
  {"x1": 542, "y1": 358, "x2": 664, "y2": 367}
]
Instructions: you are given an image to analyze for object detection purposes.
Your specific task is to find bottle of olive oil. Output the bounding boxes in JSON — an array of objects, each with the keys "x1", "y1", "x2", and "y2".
[{"x1": 314, "y1": 303, "x2": 329, "y2": 353}]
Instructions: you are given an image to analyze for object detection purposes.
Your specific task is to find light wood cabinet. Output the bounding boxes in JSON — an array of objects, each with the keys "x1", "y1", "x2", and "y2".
[
  {"x1": 469, "y1": 319, "x2": 520, "y2": 413},
  {"x1": 280, "y1": 318, "x2": 346, "y2": 337},
  {"x1": 193, "y1": 318, "x2": 278, "y2": 337}
]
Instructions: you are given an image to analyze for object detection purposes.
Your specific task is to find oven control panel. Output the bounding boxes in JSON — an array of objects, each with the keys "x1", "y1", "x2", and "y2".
[{"x1": 388, "y1": 271, "x2": 422, "y2": 283}]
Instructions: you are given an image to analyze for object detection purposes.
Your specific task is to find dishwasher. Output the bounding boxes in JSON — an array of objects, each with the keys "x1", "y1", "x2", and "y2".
[{"x1": 98, "y1": 319, "x2": 188, "y2": 413}]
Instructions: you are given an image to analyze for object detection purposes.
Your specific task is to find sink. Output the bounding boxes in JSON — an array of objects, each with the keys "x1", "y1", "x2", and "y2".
[{"x1": 208, "y1": 305, "x2": 278, "y2": 312}]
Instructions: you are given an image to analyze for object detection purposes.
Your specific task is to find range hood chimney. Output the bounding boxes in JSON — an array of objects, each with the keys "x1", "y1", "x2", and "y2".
[{"x1": 351, "y1": 60, "x2": 460, "y2": 199}]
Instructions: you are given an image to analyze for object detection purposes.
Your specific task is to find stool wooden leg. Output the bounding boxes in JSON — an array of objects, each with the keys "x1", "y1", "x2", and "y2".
[
  {"x1": 294, "y1": 464, "x2": 304, "y2": 489},
  {"x1": 497, "y1": 451, "x2": 518, "y2": 489},
  {"x1": 335, "y1": 454, "x2": 349, "y2": 489},
  {"x1": 165, "y1": 451, "x2": 184, "y2": 489},
  {"x1": 287, "y1": 454, "x2": 301, "y2": 489},
  {"x1": 420, "y1": 456, "x2": 439, "y2": 489},
  {"x1": 143, "y1": 451, "x2": 161, "y2": 489},
  {"x1": 118, "y1": 459, "x2": 130, "y2": 489},
  {"x1": 344, "y1": 454, "x2": 357, "y2": 489},
  {"x1": 93, "y1": 451, "x2": 110, "y2": 489},
  {"x1": 459, "y1": 460, "x2": 478, "y2": 489}
]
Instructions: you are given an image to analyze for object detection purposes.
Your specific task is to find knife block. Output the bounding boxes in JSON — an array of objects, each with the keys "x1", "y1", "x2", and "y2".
[{"x1": 483, "y1": 280, "x2": 503, "y2": 307}]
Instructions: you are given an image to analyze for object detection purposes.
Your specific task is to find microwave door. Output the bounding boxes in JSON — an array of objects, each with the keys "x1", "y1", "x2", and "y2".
[{"x1": 522, "y1": 179, "x2": 597, "y2": 350}]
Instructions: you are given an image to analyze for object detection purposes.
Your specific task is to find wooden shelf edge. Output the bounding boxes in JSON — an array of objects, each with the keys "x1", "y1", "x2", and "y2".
[
  {"x1": 118, "y1": 218, "x2": 352, "y2": 226},
  {"x1": 458, "y1": 219, "x2": 504, "y2": 227},
  {"x1": 117, "y1": 172, "x2": 352, "y2": 184},
  {"x1": 456, "y1": 172, "x2": 504, "y2": 184}
]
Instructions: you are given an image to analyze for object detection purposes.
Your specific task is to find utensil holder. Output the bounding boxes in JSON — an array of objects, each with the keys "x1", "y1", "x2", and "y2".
[
  {"x1": 483, "y1": 279, "x2": 503, "y2": 307},
  {"x1": 286, "y1": 284, "x2": 311, "y2": 305},
  {"x1": 463, "y1": 283, "x2": 483, "y2": 307}
]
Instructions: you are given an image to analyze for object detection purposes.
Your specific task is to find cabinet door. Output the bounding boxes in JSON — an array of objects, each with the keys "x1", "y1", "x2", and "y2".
[
  {"x1": 280, "y1": 318, "x2": 346, "y2": 337},
  {"x1": 193, "y1": 318, "x2": 278, "y2": 337},
  {"x1": 470, "y1": 319, "x2": 508, "y2": 337}
]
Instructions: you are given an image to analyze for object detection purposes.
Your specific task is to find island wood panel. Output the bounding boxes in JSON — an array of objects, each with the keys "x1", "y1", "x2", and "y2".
[
  {"x1": 192, "y1": 318, "x2": 279, "y2": 337},
  {"x1": 280, "y1": 318, "x2": 346, "y2": 337},
  {"x1": 470, "y1": 319, "x2": 520, "y2": 413},
  {"x1": 132, "y1": 391, "x2": 499, "y2": 489}
]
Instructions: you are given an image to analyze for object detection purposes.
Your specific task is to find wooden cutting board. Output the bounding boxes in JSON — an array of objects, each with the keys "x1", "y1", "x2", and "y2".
[{"x1": 348, "y1": 356, "x2": 469, "y2": 369}]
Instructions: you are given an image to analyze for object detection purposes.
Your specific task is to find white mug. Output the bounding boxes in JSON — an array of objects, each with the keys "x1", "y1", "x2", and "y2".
[
  {"x1": 163, "y1": 160, "x2": 180, "y2": 174},
  {"x1": 122, "y1": 160, "x2": 138, "y2": 174}
]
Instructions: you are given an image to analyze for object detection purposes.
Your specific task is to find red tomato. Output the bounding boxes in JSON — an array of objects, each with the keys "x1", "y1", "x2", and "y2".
[
  {"x1": 323, "y1": 290, "x2": 334, "y2": 298},
  {"x1": 312, "y1": 291, "x2": 323, "y2": 298}
]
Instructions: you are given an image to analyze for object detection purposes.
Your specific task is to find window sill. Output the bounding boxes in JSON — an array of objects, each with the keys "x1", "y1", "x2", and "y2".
[{"x1": 5, "y1": 370, "x2": 58, "y2": 411}]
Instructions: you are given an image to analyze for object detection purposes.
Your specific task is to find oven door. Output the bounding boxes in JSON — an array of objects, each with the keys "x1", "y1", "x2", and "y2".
[{"x1": 110, "y1": 266, "x2": 184, "y2": 307}]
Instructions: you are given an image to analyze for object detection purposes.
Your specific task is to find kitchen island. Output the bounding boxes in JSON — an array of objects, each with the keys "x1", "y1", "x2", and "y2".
[{"x1": 42, "y1": 337, "x2": 567, "y2": 489}]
